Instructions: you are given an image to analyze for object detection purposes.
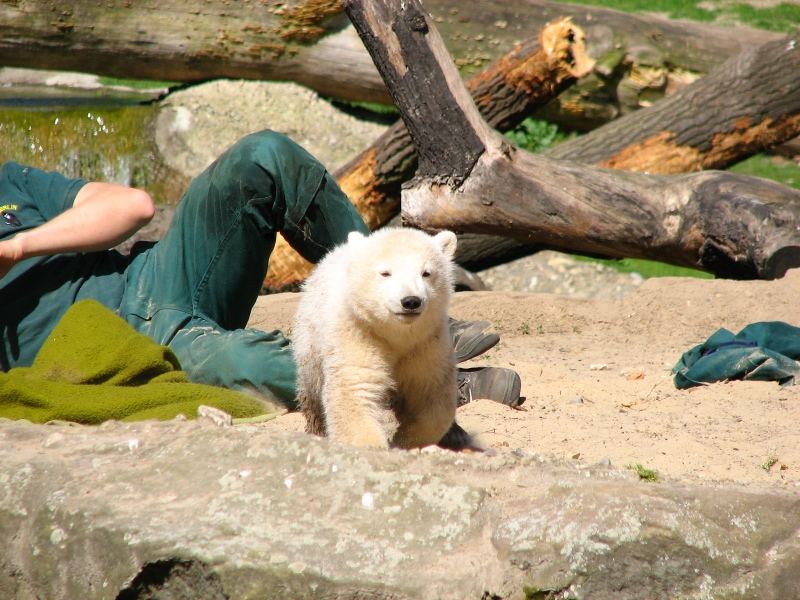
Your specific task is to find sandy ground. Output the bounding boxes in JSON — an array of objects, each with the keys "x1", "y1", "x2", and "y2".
[{"x1": 249, "y1": 269, "x2": 800, "y2": 489}]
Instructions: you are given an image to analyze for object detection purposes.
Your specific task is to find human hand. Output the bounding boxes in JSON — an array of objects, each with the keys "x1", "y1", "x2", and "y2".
[{"x1": 0, "y1": 237, "x2": 23, "y2": 280}]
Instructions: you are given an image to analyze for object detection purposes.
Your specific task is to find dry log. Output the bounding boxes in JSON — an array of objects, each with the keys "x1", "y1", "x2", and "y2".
[
  {"x1": 344, "y1": 0, "x2": 800, "y2": 280},
  {"x1": 0, "y1": 0, "x2": 385, "y2": 103},
  {"x1": 0, "y1": 0, "x2": 778, "y2": 110},
  {"x1": 264, "y1": 17, "x2": 593, "y2": 290}
]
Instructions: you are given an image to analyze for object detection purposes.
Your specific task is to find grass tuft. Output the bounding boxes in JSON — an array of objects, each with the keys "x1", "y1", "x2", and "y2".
[{"x1": 627, "y1": 462, "x2": 659, "y2": 482}]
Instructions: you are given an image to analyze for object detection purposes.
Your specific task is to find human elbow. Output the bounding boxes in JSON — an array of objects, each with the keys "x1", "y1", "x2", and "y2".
[{"x1": 131, "y1": 189, "x2": 156, "y2": 226}]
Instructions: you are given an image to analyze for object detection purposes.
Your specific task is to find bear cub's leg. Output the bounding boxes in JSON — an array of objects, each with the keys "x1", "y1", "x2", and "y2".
[{"x1": 322, "y1": 361, "x2": 397, "y2": 448}]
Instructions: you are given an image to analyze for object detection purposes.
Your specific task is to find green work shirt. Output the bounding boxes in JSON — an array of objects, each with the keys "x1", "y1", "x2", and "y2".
[{"x1": 0, "y1": 162, "x2": 129, "y2": 370}]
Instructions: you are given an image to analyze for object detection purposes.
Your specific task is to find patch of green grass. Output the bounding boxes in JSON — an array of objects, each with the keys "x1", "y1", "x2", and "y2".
[
  {"x1": 627, "y1": 463, "x2": 659, "y2": 482},
  {"x1": 97, "y1": 76, "x2": 177, "y2": 90},
  {"x1": 761, "y1": 455, "x2": 779, "y2": 472},
  {"x1": 565, "y1": 0, "x2": 715, "y2": 22},
  {"x1": 728, "y1": 154, "x2": 800, "y2": 190},
  {"x1": 562, "y1": 0, "x2": 800, "y2": 32},
  {"x1": 575, "y1": 255, "x2": 714, "y2": 279},
  {"x1": 721, "y1": 3, "x2": 800, "y2": 33}
]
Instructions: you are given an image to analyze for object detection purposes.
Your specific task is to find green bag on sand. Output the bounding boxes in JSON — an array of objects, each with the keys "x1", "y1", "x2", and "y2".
[
  {"x1": 673, "y1": 321, "x2": 800, "y2": 390},
  {"x1": 0, "y1": 300, "x2": 277, "y2": 424}
]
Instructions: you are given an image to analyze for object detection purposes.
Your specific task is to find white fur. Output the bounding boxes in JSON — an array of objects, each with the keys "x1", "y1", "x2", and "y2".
[{"x1": 292, "y1": 228, "x2": 458, "y2": 449}]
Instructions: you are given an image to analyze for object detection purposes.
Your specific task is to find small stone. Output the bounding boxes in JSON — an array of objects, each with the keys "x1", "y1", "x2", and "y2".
[{"x1": 361, "y1": 491, "x2": 375, "y2": 509}]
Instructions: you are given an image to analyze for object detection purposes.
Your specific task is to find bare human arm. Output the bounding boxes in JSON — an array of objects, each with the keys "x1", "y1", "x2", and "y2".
[{"x1": 0, "y1": 182, "x2": 155, "y2": 279}]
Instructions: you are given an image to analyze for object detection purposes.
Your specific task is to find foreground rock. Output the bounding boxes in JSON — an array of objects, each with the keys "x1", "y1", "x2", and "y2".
[{"x1": 1, "y1": 418, "x2": 798, "y2": 599}]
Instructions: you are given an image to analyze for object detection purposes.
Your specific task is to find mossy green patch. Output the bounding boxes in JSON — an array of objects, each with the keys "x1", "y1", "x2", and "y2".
[
  {"x1": 565, "y1": 0, "x2": 716, "y2": 22},
  {"x1": 0, "y1": 106, "x2": 186, "y2": 204},
  {"x1": 715, "y1": 2, "x2": 800, "y2": 32}
]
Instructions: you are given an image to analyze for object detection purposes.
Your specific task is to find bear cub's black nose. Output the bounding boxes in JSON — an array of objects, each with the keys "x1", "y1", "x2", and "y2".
[{"x1": 401, "y1": 296, "x2": 422, "y2": 311}]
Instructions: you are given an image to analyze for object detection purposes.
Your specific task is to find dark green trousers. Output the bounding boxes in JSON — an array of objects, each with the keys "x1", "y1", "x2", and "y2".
[{"x1": 120, "y1": 130, "x2": 368, "y2": 407}]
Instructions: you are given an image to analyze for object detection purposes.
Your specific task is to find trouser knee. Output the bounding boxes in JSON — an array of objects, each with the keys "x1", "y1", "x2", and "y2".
[{"x1": 199, "y1": 129, "x2": 328, "y2": 232}]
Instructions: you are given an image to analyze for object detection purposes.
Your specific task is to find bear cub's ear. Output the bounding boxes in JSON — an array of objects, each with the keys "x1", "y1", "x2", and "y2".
[{"x1": 433, "y1": 230, "x2": 457, "y2": 258}]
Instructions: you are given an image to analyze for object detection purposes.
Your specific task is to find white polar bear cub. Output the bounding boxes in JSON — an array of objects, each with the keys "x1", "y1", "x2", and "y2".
[{"x1": 292, "y1": 227, "x2": 458, "y2": 449}]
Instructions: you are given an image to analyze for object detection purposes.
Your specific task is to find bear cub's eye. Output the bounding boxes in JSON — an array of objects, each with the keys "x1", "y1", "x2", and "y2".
[
  {"x1": 380, "y1": 270, "x2": 391, "y2": 277},
  {"x1": 422, "y1": 270, "x2": 431, "y2": 278}
]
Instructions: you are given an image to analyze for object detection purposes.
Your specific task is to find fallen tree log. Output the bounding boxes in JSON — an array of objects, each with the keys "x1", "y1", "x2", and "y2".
[
  {"x1": 0, "y1": 0, "x2": 384, "y2": 102},
  {"x1": 0, "y1": 0, "x2": 778, "y2": 111},
  {"x1": 264, "y1": 17, "x2": 594, "y2": 290},
  {"x1": 344, "y1": 0, "x2": 800, "y2": 280}
]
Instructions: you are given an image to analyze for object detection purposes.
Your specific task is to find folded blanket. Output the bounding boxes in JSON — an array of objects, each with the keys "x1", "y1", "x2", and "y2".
[
  {"x1": 673, "y1": 321, "x2": 800, "y2": 389},
  {"x1": 0, "y1": 300, "x2": 275, "y2": 424}
]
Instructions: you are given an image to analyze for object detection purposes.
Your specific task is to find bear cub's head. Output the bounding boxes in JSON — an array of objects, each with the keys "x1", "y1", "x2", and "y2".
[{"x1": 346, "y1": 228, "x2": 457, "y2": 329}]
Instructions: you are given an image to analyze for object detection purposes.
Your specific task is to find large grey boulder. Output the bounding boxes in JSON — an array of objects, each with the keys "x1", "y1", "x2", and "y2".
[
  {"x1": 154, "y1": 80, "x2": 388, "y2": 179},
  {"x1": 1, "y1": 418, "x2": 798, "y2": 599}
]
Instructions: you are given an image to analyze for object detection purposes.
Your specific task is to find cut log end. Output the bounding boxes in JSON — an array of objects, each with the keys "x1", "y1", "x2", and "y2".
[
  {"x1": 539, "y1": 17, "x2": 595, "y2": 80},
  {"x1": 763, "y1": 246, "x2": 800, "y2": 280},
  {"x1": 698, "y1": 238, "x2": 800, "y2": 280}
]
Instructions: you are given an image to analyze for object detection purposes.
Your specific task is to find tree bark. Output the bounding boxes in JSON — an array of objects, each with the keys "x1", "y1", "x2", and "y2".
[
  {"x1": 264, "y1": 17, "x2": 593, "y2": 289},
  {"x1": 0, "y1": 0, "x2": 778, "y2": 108},
  {"x1": 344, "y1": 0, "x2": 800, "y2": 280}
]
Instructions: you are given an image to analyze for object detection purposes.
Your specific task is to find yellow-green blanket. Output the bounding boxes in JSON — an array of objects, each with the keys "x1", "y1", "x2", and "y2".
[{"x1": 0, "y1": 300, "x2": 274, "y2": 424}]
